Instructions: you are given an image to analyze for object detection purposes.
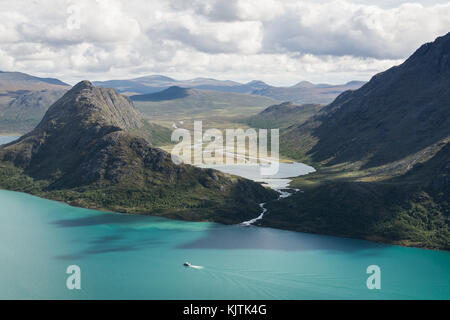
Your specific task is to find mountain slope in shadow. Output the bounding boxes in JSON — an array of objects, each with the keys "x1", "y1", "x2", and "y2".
[
  {"x1": 285, "y1": 32, "x2": 450, "y2": 168},
  {"x1": 267, "y1": 33, "x2": 450, "y2": 250}
]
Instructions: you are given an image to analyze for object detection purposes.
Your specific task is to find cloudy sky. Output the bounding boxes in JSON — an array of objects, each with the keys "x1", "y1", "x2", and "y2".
[{"x1": 0, "y1": 0, "x2": 449, "y2": 86}]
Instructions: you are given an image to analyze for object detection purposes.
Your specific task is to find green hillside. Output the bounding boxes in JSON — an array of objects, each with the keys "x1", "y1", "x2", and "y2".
[{"x1": 247, "y1": 102, "x2": 323, "y2": 129}]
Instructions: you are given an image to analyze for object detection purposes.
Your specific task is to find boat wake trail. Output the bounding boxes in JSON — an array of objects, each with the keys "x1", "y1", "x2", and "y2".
[{"x1": 189, "y1": 265, "x2": 204, "y2": 269}]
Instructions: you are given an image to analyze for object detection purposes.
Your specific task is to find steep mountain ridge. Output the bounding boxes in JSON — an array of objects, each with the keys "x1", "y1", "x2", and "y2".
[
  {"x1": 265, "y1": 33, "x2": 450, "y2": 249},
  {"x1": 285, "y1": 32, "x2": 450, "y2": 167}
]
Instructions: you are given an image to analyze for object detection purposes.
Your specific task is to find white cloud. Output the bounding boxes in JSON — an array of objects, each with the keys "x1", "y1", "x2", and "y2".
[
  {"x1": 237, "y1": 0, "x2": 285, "y2": 21},
  {"x1": 0, "y1": 49, "x2": 15, "y2": 70},
  {"x1": 262, "y1": 1, "x2": 450, "y2": 59},
  {"x1": 0, "y1": 0, "x2": 448, "y2": 85}
]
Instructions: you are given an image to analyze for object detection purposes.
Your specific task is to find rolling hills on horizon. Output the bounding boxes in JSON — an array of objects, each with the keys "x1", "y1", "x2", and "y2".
[
  {"x1": 0, "y1": 71, "x2": 70, "y2": 93},
  {"x1": 94, "y1": 75, "x2": 366, "y2": 104},
  {"x1": 0, "y1": 70, "x2": 360, "y2": 134}
]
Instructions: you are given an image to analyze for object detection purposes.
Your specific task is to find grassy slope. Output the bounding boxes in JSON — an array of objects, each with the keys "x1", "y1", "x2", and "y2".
[
  {"x1": 243, "y1": 102, "x2": 324, "y2": 165},
  {"x1": 246, "y1": 103, "x2": 323, "y2": 129}
]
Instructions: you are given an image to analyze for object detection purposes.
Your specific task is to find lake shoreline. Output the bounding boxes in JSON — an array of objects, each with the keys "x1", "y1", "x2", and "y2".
[
  {"x1": 0, "y1": 182, "x2": 448, "y2": 253},
  {"x1": 0, "y1": 135, "x2": 447, "y2": 251},
  {"x1": 0, "y1": 187, "x2": 447, "y2": 253}
]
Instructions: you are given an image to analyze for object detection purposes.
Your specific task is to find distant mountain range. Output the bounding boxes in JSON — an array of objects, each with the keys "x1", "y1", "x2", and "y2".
[
  {"x1": 94, "y1": 76, "x2": 365, "y2": 104},
  {"x1": 0, "y1": 81, "x2": 275, "y2": 223},
  {"x1": 0, "y1": 70, "x2": 364, "y2": 133},
  {"x1": 94, "y1": 75, "x2": 248, "y2": 95},
  {"x1": 251, "y1": 81, "x2": 365, "y2": 104}
]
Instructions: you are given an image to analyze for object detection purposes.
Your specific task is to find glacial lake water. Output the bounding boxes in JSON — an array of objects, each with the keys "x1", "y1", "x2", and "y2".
[{"x1": 0, "y1": 135, "x2": 449, "y2": 299}]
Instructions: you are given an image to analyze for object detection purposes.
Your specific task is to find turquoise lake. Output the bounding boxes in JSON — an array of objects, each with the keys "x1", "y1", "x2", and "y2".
[{"x1": 0, "y1": 136, "x2": 449, "y2": 299}]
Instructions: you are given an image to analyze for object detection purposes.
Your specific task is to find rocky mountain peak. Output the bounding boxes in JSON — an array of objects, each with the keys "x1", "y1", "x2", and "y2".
[
  {"x1": 0, "y1": 81, "x2": 143, "y2": 175},
  {"x1": 70, "y1": 79, "x2": 95, "y2": 91},
  {"x1": 36, "y1": 80, "x2": 142, "y2": 134}
]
